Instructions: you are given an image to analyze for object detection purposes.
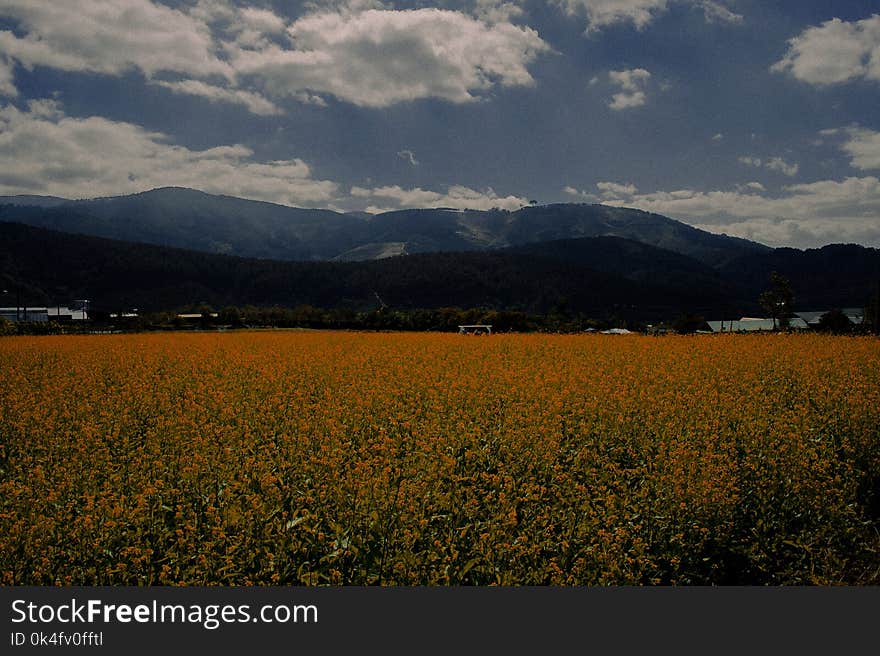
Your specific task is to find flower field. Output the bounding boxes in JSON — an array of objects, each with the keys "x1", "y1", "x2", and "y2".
[{"x1": 1, "y1": 331, "x2": 879, "y2": 585}]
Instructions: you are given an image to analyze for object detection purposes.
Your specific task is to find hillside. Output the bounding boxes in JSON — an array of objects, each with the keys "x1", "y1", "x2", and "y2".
[
  {"x1": 3, "y1": 219, "x2": 877, "y2": 324},
  {"x1": 0, "y1": 187, "x2": 769, "y2": 265},
  {"x1": 0, "y1": 221, "x2": 750, "y2": 320},
  {"x1": 719, "y1": 245, "x2": 880, "y2": 310},
  {"x1": 0, "y1": 188, "x2": 364, "y2": 260}
]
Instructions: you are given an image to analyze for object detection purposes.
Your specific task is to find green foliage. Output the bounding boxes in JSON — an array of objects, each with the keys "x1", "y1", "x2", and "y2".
[
  {"x1": 2, "y1": 220, "x2": 879, "y2": 330},
  {"x1": 759, "y1": 271, "x2": 794, "y2": 329},
  {"x1": 816, "y1": 309, "x2": 854, "y2": 334},
  {"x1": 672, "y1": 313, "x2": 706, "y2": 334}
]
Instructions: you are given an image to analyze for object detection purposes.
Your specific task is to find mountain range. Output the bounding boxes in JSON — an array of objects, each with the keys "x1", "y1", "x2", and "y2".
[
  {"x1": 1, "y1": 187, "x2": 877, "y2": 321},
  {"x1": 0, "y1": 186, "x2": 767, "y2": 265}
]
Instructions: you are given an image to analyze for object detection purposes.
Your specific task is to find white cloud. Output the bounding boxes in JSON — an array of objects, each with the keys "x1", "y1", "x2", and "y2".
[
  {"x1": 238, "y1": 7, "x2": 288, "y2": 35},
  {"x1": 152, "y1": 79, "x2": 283, "y2": 116},
  {"x1": 0, "y1": 0, "x2": 232, "y2": 79},
  {"x1": 772, "y1": 15, "x2": 880, "y2": 85},
  {"x1": 594, "y1": 176, "x2": 880, "y2": 247},
  {"x1": 563, "y1": 185, "x2": 600, "y2": 201},
  {"x1": 188, "y1": 0, "x2": 238, "y2": 25},
  {"x1": 231, "y1": 8, "x2": 549, "y2": 107},
  {"x1": 473, "y1": 0, "x2": 525, "y2": 24},
  {"x1": 0, "y1": 0, "x2": 301, "y2": 114},
  {"x1": 554, "y1": 0, "x2": 740, "y2": 33},
  {"x1": 739, "y1": 155, "x2": 799, "y2": 177},
  {"x1": 0, "y1": 2, "x2": 546, "y2": 112},
  {"x1": 609, "y1": 68, "x2": 651, "y2": 90},
  {"x1": 837, "y1": 126, "x2": 880, "y2": 170},
  {"x1": 597, "y1": 181, "x2": 638, "y2": 197},
  {"x1": 350, "y1": 184, "x2": 529, "y2": 211},
  {"x1": 555, "y1": 0, "x2": 668, "y2": 32},
  {"x1": 219, "y1": 3, "x2": 292, "y2": 49},
  {"x1": 765, "y1": 157, "x2": 799, "y2": 177},
  {"x1": 608, "y1": 68, "x2": 651, "y2": 109},
  {"x1": 697, "y1": 1, "x2": 742, "y2": 25},
  {"x1": 0, "y1": 101, "x2": 336, "y2": 206},
  {"x1": 609, "y1": 90, "x2": 646, "y2": 109},
  {"x1": 0, "y1": 57, "x2": 15, "y2": 97},
  {"x1": 396, "y1": 150, "x2": 419, "y2": 166}
]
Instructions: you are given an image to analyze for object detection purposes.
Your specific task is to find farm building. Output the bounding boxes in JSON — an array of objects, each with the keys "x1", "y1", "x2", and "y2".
[
  {"x1": 706, "y1": 317, "x2": 808, "y2": 333},
  {"x1": 794, "y1": 309, "x2": 864, "y2": 329},
  {"x1": 1, "y1": 304, "x2": 90, "y2": 323},
  {"x1": 0, "y1": 307, "x2": 49, "y2": 323},
  {"x1": 1, "y1": 306, "x2": 91, "y2": 323}
]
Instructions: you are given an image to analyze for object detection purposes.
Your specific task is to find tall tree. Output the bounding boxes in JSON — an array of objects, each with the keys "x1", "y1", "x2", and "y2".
[{"x1": 759, "y1": 271, "x2": 794, "y2": 330}]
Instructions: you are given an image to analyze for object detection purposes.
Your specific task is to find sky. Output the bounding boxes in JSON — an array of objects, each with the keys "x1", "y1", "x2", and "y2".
[{"x1": 0, "y1": 0, "x2": 879, "y2": 248}]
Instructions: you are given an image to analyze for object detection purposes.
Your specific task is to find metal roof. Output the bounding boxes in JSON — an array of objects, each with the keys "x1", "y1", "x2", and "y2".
[
  {"x1": 706, "y1": 318, "x2": 808, "y2": 332},
  {"x1": 794, "y1": 309, "x2": 864, "y2": 325}
]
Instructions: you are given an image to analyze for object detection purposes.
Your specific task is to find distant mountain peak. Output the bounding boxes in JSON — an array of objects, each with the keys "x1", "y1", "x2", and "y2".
[{"x1": 0, "y1": 187, "x2": 769, "y2": 264}]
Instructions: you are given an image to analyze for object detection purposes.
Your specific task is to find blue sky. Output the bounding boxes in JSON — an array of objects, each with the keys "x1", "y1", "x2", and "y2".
[{"x1": 1, "y1": 0, "x2": 879, "y2": 247}]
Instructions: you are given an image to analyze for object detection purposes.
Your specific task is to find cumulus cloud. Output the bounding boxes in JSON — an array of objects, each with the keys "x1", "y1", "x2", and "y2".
[
  {"x1": 772, "y1": 15, "x2": 880, "y2": 85},
  {"x1": 594, "y1": 177, "x2": 880, "y2": 247},
  {"x1": 738, "y1": 155, "x2": 799, "y2": 177},
  {"x1": 836, "y1": 126, "x2": 880, "y2": 170},
  {"x1": 350, "y1": 184, "x2": 529, "y2": 211},
  {"x1": 0, "y1": 100, "x2": 337, "y2": 206},
  {"x1": 230, "y1": 8, "x2": 549, "y2": 107},
  {"x1": 152, "y1": 79, "x2": 283, "y2": 116},
  {"x1": 554, "y1": 0, "x2": 741, "y2": 33},
  {"x1": 555, "y1": 0, "x2": 668, "y2": 32},
  {"x1": 0, "y1": 0, "x2": 231, "y2": 79},
  {"x1": 0, "y1": 2, "x2": 547, "y2": 112},
  {"x1": 0, "y1": 1, "x2": 296, "y2": 115},
  {"x1": 0, "y1": 57, "x2": 16, "y2": 97},
  {"x1": 607, "y1": 68, "x2": 651, "y2": 109},
  {"x1": 597, "y1": 181, "x2": 638, "y2": 197},
  {"x1": 697, "y1": 1, "x2": 742, "y2": 25},
  {"x1": 238, "y1": 7, "x2": 288, "y2": 34},
  {"x1": 188, "y1": 0, "x2": 239, "y2": 25},
  {"x1": 563, "y1": 185, "x2": 600, "y2": 202},
  {"x1": 765, "y1": 157, "x2": 799, "y2": 177},
  {"x1": 473, "y1": 0, "x2": 525, "y2": 24}
]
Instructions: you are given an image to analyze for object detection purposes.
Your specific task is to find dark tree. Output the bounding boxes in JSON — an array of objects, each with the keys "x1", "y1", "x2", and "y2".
[
  {"x1": 759, "y1": 271, "x2": 794, "y2": 329},
  {"x1": 816, "y1": 308, "x2": 853, "y2": 334},
  {"x1": 672, "y1": 313, "x2": 707, "y2": 334}
]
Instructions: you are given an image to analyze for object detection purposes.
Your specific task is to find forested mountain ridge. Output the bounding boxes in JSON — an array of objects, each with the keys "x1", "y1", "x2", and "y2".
[
  {"x1": 2, "y1": 220, "x2": 876, "y2": 322},
  {"x1": 0, "y1": 187, "x2": 769, "y2": 265}
]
